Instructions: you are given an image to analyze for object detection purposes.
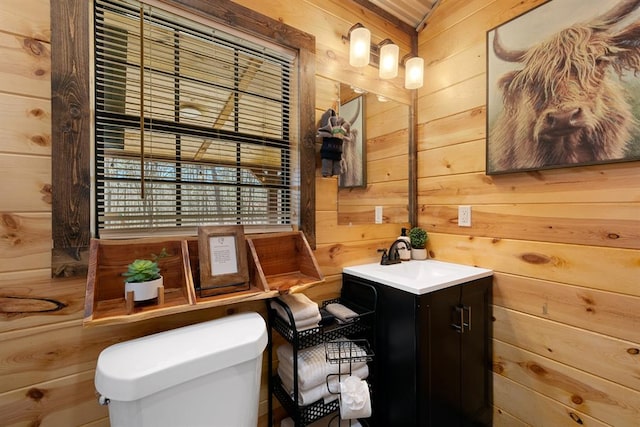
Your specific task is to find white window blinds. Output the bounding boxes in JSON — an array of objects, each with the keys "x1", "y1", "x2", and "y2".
[{"x1": 94, "y1": 0, "x2": 298, "y2": 237}]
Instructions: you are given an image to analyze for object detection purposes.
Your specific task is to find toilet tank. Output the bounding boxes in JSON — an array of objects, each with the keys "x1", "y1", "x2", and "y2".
[{"x1": 95, "y1": 312, "x2": 267, "y2": 427}]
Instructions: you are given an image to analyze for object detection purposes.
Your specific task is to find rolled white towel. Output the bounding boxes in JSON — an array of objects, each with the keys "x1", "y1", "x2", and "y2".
[
  {"x1": 325, "y1": 303, "x2": 358, "y2": 323},
  {"x1": 277, "y1": 342, "x2": 367, "y2": 390},
  {"x1": 339, "y1": 376, "x2": 371, "y2": 420},
  {"x1": 278, "y1": 364, "x2": 369, "y2": 406},
  {"x1": 271, "y1": 293, "x2": 321, "y2": 329}
]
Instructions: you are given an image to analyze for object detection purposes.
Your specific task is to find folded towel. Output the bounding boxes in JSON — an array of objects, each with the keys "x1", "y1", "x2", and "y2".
[
  {"x1": 284, "y1": 314, "x2": 321, "y2": 331},
  {"x1": 271, "y1": 293, "x2": 321, "y2": 330},
  {"x1": 280, "y1": 293, "x2": 320, "y2": 320},
  {"x1": 325, "y1": 303, "x2": 358, "y2": 323},
  {"x1": 339, "y1": 376, "x2": 372, "y2": 420},
  {"x1": 278, "y1": 364, "x2": 369, "y2": 406},
  {"x1": 279, "y1": 368, "x2": 339, "y2": 406},
  {"x1": 277, "y1": 342, "x2": 367, "y2": 390},
  {"x1": 278, "y1": 362, "x2": 369, "y2": 395}
]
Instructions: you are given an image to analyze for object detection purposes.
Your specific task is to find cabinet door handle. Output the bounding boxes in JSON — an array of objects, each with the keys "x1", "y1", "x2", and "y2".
[
  {"x1": 451, "y1": 305, "x2": 464, "y2": 333},
  {"x1": 463, "y1": 305, "x2": 471, "y2": 332}
]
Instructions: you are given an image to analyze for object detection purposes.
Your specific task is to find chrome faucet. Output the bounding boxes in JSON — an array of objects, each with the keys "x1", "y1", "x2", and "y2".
[{"x1": 379, "y1": 239, "x2": 411, "y2": 265}]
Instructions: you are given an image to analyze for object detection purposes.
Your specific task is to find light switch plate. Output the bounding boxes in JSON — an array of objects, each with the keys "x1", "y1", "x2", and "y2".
[{"x1": 375, "y1": 206, "x2": 383, "y2": 224}]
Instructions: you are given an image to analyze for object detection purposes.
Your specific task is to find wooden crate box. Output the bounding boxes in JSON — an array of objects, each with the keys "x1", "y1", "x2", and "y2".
[
  {"x1": 84, "y1": 237, "x2": 196, "y2": 325},
  {"x1": 246, "y1": 231, "x2": 324, "y2": 294}
]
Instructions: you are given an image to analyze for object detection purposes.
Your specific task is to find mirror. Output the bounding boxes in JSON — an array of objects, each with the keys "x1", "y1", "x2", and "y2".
[{"x1": 337, "y1": 83, "x2": 410, "y2": 225}]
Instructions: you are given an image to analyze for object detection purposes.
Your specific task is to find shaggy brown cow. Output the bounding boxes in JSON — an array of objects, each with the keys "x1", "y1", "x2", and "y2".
[{"x1": 488, "y1": 0, "x2": 640, "y2": 173}]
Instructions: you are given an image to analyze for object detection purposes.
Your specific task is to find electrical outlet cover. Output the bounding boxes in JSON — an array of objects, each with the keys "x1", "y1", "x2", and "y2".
[{"x1": 458, "y1": 205, "x2": 471, "y2": 227}]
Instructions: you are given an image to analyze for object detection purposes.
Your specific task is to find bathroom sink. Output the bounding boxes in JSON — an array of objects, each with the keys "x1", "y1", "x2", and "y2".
[{"x1": 343, "y1": 260, "x2": 492, "y2": 295}]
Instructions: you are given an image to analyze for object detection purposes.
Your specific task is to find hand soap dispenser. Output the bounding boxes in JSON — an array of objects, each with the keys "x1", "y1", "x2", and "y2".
[{"x1": 397, "y1": 227, "x2": 411, "y2": 261}]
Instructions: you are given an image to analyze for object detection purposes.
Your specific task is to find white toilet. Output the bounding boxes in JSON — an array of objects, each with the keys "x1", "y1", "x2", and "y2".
[{"x1": 95, "y1": 312, "x2": 267, "y2": 427}]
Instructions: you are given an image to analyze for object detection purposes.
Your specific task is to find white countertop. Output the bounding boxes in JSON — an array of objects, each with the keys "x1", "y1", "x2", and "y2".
[{"x1": 343, "y1": 259, "x2": 493, "y2": 295}]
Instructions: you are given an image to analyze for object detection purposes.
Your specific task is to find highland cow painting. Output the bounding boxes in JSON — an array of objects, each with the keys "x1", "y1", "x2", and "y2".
[{"x1": 486, "y1": 0, "x2": 640, "y2": 174}]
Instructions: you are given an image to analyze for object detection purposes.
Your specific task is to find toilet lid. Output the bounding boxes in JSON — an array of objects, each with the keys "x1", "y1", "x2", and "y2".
[{"x1": 95, "y1": 312, "x2": 267, "y2": 401}]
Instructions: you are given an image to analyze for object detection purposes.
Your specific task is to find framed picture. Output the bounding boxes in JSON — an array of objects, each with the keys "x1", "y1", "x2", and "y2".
[
  {"x1": 339, "y1": 95, "x2": 366, "y2": 188},
  {"x1": 197, "y1": 225, "x2": 249, "y2": 296},
  {"x1": 486, "y1": 0, "x2": 640, "y2": 174}
]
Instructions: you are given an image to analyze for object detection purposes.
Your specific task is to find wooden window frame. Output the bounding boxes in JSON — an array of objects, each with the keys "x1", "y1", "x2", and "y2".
[{"x1": 51, "y1": 0, "x2": 316, "y2": 277}]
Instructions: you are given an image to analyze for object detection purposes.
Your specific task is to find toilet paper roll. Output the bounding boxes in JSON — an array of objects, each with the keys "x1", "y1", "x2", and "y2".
[{"x1": 339, "y1": 376, "x2": 371, "y2": 420}]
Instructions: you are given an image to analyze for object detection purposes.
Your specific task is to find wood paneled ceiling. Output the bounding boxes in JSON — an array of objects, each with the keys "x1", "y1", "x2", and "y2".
[{"x1": 355, "y1": 0, "x2": 440, "y2": 32}]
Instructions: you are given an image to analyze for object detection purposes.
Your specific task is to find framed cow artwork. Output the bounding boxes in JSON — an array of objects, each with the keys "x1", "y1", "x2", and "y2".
[{"x1": 486, "y1": 0, "x2": 640, "y2": 174}]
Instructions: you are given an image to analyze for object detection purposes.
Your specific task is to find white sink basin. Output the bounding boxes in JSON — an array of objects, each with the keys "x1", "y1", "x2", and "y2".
[{"x1": 343, "y1": 260, "x2": 493, "y2": 295}]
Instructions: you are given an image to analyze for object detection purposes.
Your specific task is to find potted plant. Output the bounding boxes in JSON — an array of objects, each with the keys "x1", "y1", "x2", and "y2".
[
  {"x1": 408, "y1": 227, "x2": 428, "y2": 260},
  {"x1": 123, "y1": 249, "x2": 167, "y2": 302}
]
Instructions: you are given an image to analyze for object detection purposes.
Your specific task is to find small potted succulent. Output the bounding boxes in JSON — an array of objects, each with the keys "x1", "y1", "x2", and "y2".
[
  {"x1": 123, "y1": 248, "x2": 167, "y2": 302},
  {"x1": 408, "y1": 227, "x2": 428, "y2": 260}
]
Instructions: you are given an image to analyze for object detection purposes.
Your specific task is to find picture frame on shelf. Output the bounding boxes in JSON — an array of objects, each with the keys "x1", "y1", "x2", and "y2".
[{"x1": 197, "y1": 225, "x2": 249, "y2": 296}]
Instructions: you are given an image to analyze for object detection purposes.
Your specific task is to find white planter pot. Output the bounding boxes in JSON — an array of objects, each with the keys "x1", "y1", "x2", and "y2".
[
  {"x1": 411, "y1": 248, "x2": 428, "y2": 260},
  {"x1": 125, "y1": 276, "x2": 163, "y2": 302}
]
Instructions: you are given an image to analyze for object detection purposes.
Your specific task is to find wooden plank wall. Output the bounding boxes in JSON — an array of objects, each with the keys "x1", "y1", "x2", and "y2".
[
  {"x1": 418, "y1": 0, "x2": 640, "y2": 426},
  {"x1": 9, "y1": 0, "x2": 637, "y2": 426},
  {"x1": 0, "y1": 0, "x2": 409, "y2": 426}
]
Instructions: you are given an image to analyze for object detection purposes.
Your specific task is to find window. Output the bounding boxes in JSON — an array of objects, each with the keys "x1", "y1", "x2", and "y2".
[
  {"x1": 51, "y1": 0, "x2": 315, "y2": 276},
  {"x1": 94, "y1": 0, "x2": 298, "y2": 236}
]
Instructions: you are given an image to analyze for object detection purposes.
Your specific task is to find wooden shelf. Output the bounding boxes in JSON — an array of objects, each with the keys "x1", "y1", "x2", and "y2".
[{"x1": 84, "y1": 231, "x2": 324, "y2": 327}]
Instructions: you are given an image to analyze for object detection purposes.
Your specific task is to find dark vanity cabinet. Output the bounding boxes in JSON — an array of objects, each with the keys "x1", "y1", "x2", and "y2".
[{"x1": 342, "y1": 273, "x2": 492, "y2": 427}]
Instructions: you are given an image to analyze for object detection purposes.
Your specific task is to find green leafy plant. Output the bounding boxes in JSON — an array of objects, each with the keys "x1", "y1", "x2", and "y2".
[
  {"x1": 408, "y1": 227, "x2": 428, "y2": 249},
  {"x1": 123, "y1": 248, "x2": 168, "y2": 283}
]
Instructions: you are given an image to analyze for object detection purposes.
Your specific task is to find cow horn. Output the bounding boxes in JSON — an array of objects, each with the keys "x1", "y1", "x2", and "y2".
[
  {"x1": 492, "y1": 29, "x2": 526, "y2": 63},
  {"x1": 594, "y1": 0, "x2": 640, "y2": 27},
  {"x1": 345, "y1": 97, "x2": 360, "y2": 125}
]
